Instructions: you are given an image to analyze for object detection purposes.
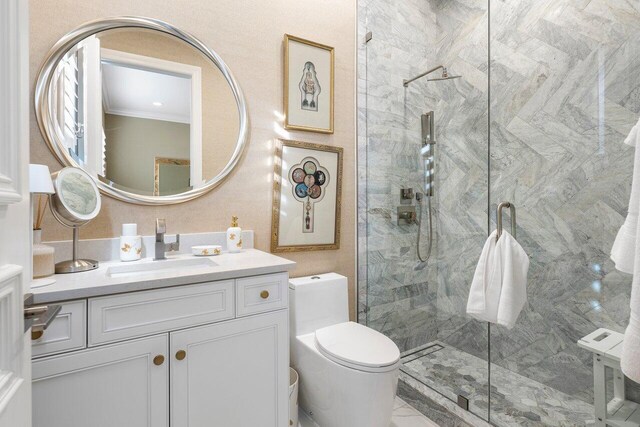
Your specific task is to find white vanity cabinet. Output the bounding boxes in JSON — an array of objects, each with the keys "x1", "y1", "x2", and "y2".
[
  {"x1": 31, "y1": 272, "x2": 290, "y2": 427},
  {"x1": 171, "y1": 310, "x2": 288, "y2": 426},
  {"x1": 33, "y1": 334, "x2": 169, "y2": 427}
]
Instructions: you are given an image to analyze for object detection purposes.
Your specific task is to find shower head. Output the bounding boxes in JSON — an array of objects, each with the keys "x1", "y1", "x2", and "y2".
[
  {"x1": 427, "y1": 67, "x2": 462, "y2": 81},
  {"x1": 427, "y1": 75, "x2": 462, "y2": 81},
  {"x1": 403, "y1": 65, "x2": 462, "y2": 86}
]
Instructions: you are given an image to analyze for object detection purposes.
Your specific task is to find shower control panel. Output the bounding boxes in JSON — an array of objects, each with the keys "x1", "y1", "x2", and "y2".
[
  {"x1": 400, "y1": 188, "x2": 415, "y2": 201},
  {"x1": 397, "y1": 206, "x2": 417, "y2": 225}
]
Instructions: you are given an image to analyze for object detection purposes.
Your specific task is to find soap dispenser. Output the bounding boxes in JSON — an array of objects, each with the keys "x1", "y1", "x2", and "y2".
[{"x1": 226, "y1": 216, "x2": 242, "y2": 253}]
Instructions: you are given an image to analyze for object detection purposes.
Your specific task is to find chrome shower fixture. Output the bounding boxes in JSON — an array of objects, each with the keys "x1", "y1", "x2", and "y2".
[
  {"x1": 414, "y1": 111, "x2": 437, "y2": 263},
  {"x1": 427, "y1": 67, "x2": 462, "y2": 81},
  {"x1": 421, "y1": 111, "x2": 435, "y2": 145},
  {"x1": 403, "y1": 65, "x2": 462, "y2": 87}
]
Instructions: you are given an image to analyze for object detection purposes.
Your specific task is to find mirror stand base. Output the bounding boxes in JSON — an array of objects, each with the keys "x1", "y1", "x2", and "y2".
[
  {"x1": 55, "y1": 259, "x2": 99, "y2": 274},
  {"x1": 53, "y1": 225, "x2": 99, "y2": 273}
]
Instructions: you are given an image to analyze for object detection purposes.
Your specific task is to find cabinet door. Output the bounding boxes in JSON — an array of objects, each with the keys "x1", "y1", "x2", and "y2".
[
  {"x1": 32, "y1": 334, "x2": 169, "y2": 427},
  {"x1": 171, "y1": 310, "x2": 289, "y2": 427}
]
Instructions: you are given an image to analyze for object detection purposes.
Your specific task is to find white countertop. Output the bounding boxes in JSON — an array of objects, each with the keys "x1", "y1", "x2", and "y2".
[{"x1": 32, "y1": 249, "x2": 296, "y2": 304}]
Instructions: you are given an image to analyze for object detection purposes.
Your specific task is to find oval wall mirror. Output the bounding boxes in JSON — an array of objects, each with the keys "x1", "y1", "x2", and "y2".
[{"x1": 35, "y1": 17, "x2": 249, "y2": 205}]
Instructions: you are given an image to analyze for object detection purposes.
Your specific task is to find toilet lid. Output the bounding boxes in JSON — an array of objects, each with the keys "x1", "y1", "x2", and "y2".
[{"x1": 314, "y1": 322, "x2": 400, "y2": 372}]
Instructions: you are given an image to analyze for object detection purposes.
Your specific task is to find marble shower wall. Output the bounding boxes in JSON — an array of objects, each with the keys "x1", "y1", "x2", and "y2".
[
  {"x1": 357, "y1": 0, "x2": 443, "y2": 351},
  {"x1": 358, "y1": 0, "x2": 640, "y2": 409},
  {"x1": 487, "y1": 0, "x2": 639, "y2": 403},
  {"x1": 357, "y1": 0, "x2": 490, "y2": 354},
  {"x1": 424, "y1": 0, "x2": 491, "y2": 365}
]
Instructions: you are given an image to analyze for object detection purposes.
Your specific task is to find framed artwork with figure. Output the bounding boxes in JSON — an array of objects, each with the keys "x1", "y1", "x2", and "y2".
[
  {"x1": 271, "y1": 139, "x2": 342, "y2": 252},
  {"x1": 283, "y1": 34, "x2": 334, "y2": 134}
]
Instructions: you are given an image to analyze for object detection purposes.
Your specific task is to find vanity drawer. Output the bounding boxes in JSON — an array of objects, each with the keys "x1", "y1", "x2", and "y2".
[
  {"x1": 236, "y1": 273, "x2": 288, "y2": 317},
  {"x1": 32, "y1": 300, "x2": 87, "y2": 358},
  {"x1": 89, "y1": 280, "x2": 234, "y2": 346}
]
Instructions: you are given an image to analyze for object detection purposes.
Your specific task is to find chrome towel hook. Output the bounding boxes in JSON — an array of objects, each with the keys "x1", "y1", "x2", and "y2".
[{"x1": 496, "y1": 202, "x2": 516, "y2": 241}]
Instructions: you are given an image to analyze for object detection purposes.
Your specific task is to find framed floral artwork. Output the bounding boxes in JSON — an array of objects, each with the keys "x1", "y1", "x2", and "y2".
[
  {"x1": 271, "y1": 139, "x2": 342, "y2": 252},
  {"x1": 283, "y1": 34, "x2": 334, "y2": 133}
]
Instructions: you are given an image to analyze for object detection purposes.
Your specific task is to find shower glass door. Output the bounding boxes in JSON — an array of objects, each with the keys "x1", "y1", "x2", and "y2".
[
  {"x1": 360, "y1": 1, "x2": 640, "y2": 425},
  {"x1": 358, "y1": 0, "x2": 491, "y2": 421},
  {"x1": 420, "y1": 0, "x2": 491, "y2": 421},
  {"x1": 488, "y1": 1, "x2": 639, "y2": 425}
]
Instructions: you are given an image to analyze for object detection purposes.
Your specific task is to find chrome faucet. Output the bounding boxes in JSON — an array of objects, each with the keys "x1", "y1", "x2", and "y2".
[{"x1": 154, "y1": 219, "x2": 180, "y2": 260}]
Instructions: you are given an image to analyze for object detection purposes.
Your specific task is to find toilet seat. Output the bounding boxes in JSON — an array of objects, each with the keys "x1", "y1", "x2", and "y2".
[{"x1": 314, "y1": 322, "x2": 400, "y2": 373}]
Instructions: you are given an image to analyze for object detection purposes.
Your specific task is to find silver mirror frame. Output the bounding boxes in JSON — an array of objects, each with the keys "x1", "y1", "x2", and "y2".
[
  {"x1": 50, "y1": 167, "x2": 102, "y2": 227},
  {"x1": 35, "y1": 16, "x2": 250, "y2": 205}
]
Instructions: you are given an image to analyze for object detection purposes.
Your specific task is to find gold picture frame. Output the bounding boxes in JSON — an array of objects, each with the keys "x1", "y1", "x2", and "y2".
[
  {"x1": 154, "y1": 157, "x2": 190, "y2": 196},
  {"x1": 283, "y1": 34, "x2": 335, "y2": 134},
  {"x1": 271, "y1": 139, "x2": 342, "y2": 252}
]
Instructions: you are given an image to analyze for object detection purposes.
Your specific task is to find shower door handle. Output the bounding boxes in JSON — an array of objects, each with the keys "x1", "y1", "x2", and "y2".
[{"x1": 496, "y1": 202, "x2": 516, "y2": 241}]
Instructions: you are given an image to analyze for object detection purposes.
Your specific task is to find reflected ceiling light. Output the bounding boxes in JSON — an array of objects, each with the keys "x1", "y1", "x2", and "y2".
[
  {"x1": 273, "y1": 122, "x2": 290, "y2": 139},
  {"x1": 590, "y1": 300, "x2": 602, "y2": 312},
  {"x1": 273, "y1": 110, "x2": 285, "y2": 122},
  {"x1": 152, "y1": 101, "x2": 163, "y2": 107}
]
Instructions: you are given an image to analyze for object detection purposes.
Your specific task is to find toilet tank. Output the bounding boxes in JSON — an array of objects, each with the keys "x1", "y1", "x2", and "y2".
[{"x1": 289, "y1": 273, "x2": 349, "y2": 337}]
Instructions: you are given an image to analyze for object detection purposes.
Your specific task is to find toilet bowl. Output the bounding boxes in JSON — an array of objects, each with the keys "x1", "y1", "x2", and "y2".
[{"x1": 289, "y1": 273, "x2": 400, "y2": 427}]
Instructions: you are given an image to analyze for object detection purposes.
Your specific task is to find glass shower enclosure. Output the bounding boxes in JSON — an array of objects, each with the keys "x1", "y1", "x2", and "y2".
[{"x1": 357, "y1": 1, "x2": 640, "y2": 425}]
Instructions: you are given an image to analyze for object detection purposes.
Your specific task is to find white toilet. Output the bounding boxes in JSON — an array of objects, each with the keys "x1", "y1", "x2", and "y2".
[{"x1": 289, "y1": 273, "x2": 400, "y2": 427}]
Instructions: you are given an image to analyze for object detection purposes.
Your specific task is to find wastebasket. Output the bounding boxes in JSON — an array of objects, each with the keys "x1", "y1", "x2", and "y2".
[{"x1": 289, "y1": 367, "x2": 299, "y2": 426}]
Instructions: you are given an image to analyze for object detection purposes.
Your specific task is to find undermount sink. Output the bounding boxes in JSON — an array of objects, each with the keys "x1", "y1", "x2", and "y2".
[{"x1": 106, "y1": 257, "x2": 218, "y2": 278}]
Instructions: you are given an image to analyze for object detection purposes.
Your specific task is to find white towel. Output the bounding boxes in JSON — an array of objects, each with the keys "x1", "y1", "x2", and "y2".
[
  {"x1": 467, "y1": 230, "x2": 529, "y2": 329},
  {"x1": 611, "y1": 118, "x2": 640, "y2": 273},
  {"x1": 614, "y1": 117, "x2": 640, "y2": 383},
  {"x1": 621, "y1": 286, "x2": 640, "y2": 383}
]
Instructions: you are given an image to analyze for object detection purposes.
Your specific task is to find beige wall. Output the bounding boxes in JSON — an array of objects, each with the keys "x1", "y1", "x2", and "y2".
[{"x1": 30, "y1": 0, "x2": 357, "y2": 318}]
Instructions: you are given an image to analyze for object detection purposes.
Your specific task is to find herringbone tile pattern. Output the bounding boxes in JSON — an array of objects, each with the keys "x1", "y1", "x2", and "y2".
[{"x1": 358, "y1": 0, "x2": 640, "y2": 421}]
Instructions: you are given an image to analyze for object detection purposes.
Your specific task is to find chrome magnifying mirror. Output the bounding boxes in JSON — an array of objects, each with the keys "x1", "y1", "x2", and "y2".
[{"x1": 50, "y1": 167, "x2": 102, "y2": 273}]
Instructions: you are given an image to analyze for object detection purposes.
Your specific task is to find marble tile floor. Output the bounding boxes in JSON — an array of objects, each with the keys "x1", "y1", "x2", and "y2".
[
  {"x1": 401, "y1": 341, "x2": 595, "y2": 426},
  {"x1": 298, "y1": 397, "x2": 440, "y2": 427},
  {"x1": 391, "y1": 397, "x2": 441, "y2": 427}
]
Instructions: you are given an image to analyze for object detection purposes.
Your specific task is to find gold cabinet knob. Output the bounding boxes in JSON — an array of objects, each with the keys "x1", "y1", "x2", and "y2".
[
  {"x1": 260, "y1": 290, "x2": 269, "y2": 299},
  {"x1": 153, "y1": 355, "x2": 165, "y2": 366},
  {"x1": 176, "y1": 350, "x2": 187, "y2": 361},
  {"x1": 31, "y1": 330, "x2": 43, "y2": 341}
]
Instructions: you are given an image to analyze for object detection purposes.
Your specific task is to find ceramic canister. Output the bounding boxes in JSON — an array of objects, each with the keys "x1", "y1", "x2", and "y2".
[
  {"x1": 120, "y1": 223, "x2": 142, "y2": 261},
  {"x1": 33, "y1": 229, "x2": 55, "y2": 278}
]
